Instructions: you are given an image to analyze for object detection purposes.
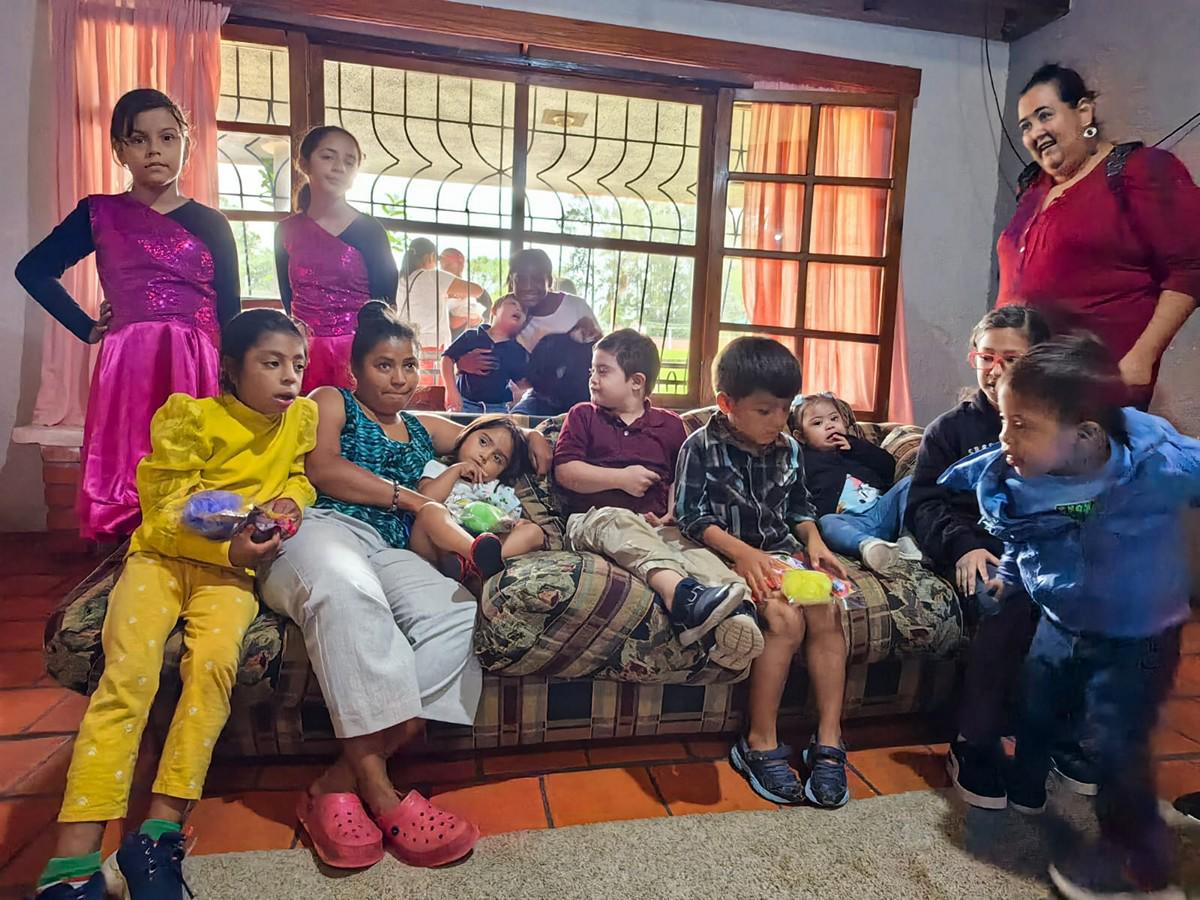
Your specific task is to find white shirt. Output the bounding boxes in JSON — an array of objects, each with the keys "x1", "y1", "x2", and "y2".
[
  {"x1": 398, "y1": 268, "x2": 468, "y2": 351},
  {"x1": 518, "y1": 293, "x2": 594, "y2": 352}
]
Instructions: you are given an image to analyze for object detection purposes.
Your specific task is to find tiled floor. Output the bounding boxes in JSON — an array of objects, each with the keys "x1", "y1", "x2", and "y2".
[{"x1": 2, "y1": 530, "x2": 1199, "y2": 897}]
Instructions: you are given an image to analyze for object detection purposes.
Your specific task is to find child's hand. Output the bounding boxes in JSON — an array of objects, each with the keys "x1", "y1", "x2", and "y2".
[
  {"x1": 87, "y1": 301, "x2": 112, "y2": 344},
  {"x1": 807, "y1": 539, "x2": 848, "y2": 581},
  {"x1": 955, "y1": 548, "x2": 1000, "y2": 596},
  {"x1": 622, "y1": 465, "x2": 661, "y2": 498},
  {"x1": 445, "y1": 391, "x2": 463, "y2": 412},
  {"x1": 830, "y1": 433, "x2": 852, "y2": 451},
  {"x1": 644, "y1": 510, "x2": 676, "y2": 528},
  {"x1": 731, "y1": 547, "x2": 788, "y2": 599},
  {"x1": 229, "y1": 527, "x2": 282, "y2": 569},
  {"x1": 453, "y1": 461, "x2": 486, "y2": 484}
]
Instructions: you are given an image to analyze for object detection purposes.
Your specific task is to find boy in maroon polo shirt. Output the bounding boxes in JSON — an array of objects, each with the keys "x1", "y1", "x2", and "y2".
[{"x1": 554, "y1": 329, "x2": 764, "y2": 672}]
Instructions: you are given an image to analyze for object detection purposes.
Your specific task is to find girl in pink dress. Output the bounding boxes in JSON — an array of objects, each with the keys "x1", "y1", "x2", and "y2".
[
  {"x1": 275, "y1": 126, "x2": 398, "y2": 392},
  {"x1": 16, "y1": 89, "x2": 240, "y2": 541}
]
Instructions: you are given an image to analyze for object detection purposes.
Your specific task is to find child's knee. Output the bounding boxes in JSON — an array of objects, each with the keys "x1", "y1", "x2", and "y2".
[
  {"x1": 761, "y1": 596, "x2": 805, "y2": 643},
  {"x1": 803, "y1": 601, "x2": 843, "y2": 635}
]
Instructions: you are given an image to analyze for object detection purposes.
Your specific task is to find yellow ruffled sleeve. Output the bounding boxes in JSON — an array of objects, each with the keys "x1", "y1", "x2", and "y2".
[
  {"x1": 132, "y1": 394, "x2": 233, "y2": 568},
  {"x1": 275, "y1": 396, "x2": 318, "y2": 511}
]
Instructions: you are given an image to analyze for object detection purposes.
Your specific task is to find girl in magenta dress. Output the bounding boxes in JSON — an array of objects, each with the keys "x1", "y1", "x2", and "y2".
[
  {"x1": 275, "y1": 126, "x2": 398, "y2": 393},
  {"x1": 16, "y1": 89, "x2": 239, "y2": 541}
]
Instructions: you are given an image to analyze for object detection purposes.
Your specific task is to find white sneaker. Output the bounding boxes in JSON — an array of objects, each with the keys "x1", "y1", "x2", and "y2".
[
  {"x1": 896, "y1": 535, "x2": 923, "y2": 561},
  {"x1": 859, "y1": 538, "x2": 899, "y2": 575}
]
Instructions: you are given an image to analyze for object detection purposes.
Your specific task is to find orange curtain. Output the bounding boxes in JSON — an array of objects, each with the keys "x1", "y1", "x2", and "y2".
[
  {"x1": 742, "y1": 97, "x2": 913, "y2": 422},
  {"x1": 33, "y1": 0, "x2": 227, "y2": 428}
]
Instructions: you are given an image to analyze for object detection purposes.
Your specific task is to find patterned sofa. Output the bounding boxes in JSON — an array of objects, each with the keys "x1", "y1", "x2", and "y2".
[{"x1": 44, "y1": 407, "x2": 964, "y2": 757}]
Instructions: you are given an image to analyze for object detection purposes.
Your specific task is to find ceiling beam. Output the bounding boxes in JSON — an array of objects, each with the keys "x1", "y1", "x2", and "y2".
[
  {"x1": 705, "y1": 0, "x2": 1071, "y2": 41},
  {"x1": 230, "y1": 0, "x2": 923, "y2": 95}
]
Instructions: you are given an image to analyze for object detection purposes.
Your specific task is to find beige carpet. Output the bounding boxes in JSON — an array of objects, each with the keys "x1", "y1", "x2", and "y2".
[{"x1": 186, "y1": 789, "x2": 1200, "y2": 899}]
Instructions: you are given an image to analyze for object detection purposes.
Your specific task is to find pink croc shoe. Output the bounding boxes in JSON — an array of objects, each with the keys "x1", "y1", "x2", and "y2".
[
  {"x1": 374, "y1": 790, "x2": 480, "y2": 867},
  {"x1": 296, "y1": 792, "x2": 385, "y2": 869}
]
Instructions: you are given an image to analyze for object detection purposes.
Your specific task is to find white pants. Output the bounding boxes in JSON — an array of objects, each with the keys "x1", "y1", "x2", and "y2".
[{"x1": 258, "y1": 508, "x2": 482, "y2": 739}]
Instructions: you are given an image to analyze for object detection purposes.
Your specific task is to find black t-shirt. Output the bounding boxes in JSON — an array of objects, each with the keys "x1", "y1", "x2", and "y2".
[
  {"x1": 15, "y1": 197, "x2": 241, "y2": 342},
  {"x1": 274, "y1": 213, "x2": 399, "y2": 314},
  {"x1": 443, "y1": 325, "x2": 529, "y2": 404},
  {"x1": 803, "y1": 437, "x2": 897, "y2": 517},
  {"x1": 526, "y1": 332, "x2": 595, "y2": 412}
]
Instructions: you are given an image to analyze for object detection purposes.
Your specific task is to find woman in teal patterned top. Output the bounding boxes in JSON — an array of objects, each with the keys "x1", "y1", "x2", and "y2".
[{"x1": 258, "y1": 301, "x2": 551, "y2": 871}]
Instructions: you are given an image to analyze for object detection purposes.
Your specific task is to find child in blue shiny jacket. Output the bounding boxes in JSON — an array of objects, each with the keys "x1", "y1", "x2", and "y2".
[{"x1": 942, "y1": 334, "x2": 1198, "y2": 900}]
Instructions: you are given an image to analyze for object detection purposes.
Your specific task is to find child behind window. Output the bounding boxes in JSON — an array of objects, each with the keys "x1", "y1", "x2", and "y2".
[{"x1": 797, "y1": 392, "x2": 920, "y2": 575}]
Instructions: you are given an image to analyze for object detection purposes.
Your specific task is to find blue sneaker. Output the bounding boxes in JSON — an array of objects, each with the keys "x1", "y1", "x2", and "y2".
[
  {"x1": 113, "y1": 831, "x2": 193, "y2": 899},
  {"x1": 729, "y1": 736, "x2": 806, "y2": 805},
  {"x1": 801, "y1": 738, "x2": 851, "y2": 809},
  {"x1": 35, "y1": 872, "x2": 108, "y2": 900}
]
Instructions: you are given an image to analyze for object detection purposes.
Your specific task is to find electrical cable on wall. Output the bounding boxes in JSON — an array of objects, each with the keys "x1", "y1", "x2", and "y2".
[
  {"x1": 1154, "y1": 111, "x2": 1200, "y2": 148},
  {"x1": 983, "y1": 0, "x2": 1020, "y2": 196}
]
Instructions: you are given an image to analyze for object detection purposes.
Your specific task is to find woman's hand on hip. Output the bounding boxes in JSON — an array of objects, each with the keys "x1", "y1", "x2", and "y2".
[{"x1": 87, "y1": 301, "x2": 112, "y2": 344}]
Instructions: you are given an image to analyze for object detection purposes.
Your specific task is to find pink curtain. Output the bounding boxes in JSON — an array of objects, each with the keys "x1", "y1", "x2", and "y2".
[
  {"x1": 33, "y1": 0, "x2": 227, "y2": 428},
  {"x1": 741, "y1": 94, "x2": 913, "y2": 422}
]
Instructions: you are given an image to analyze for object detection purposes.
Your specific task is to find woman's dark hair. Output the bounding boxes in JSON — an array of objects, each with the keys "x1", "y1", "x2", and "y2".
[
  {"x1": 400, "y1": 237, "x2": 438, "y2": 281},
  {"x1": 1000, "y1": 332, "x2": 1128, "y2": 444},
  {"x1": 351, "y1": 300, "x2": 417, "y2": 373},
  {"x1": 970, "y1": 304, "x2": 1052, "y2": 349},
  {"x1": 1020, "y1": 63, "x2": 1098, "y2": 107},
  {"x1": 452, "y1": 415, "x2": 530, "y2": 486},
  {"x1": 296, "y1": 126, "x2": 363, "y2": 211},
  {"x1": 714, "y1": 336, "x2": 801, "y2": 401},
  {"x1": 220, "y1": 309, "x2": 305, "y2": 393},
  {"x1": 506, "y1": 248, "x2": 555, "y2": 292},
  {"x1": 110, "y1": 89, "x2": 189, "y2": 146}
]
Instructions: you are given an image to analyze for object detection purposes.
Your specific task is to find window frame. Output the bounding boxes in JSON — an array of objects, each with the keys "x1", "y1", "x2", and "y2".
[{"x1": 218, "y1": 20, "x2": 914, "y2": 416}]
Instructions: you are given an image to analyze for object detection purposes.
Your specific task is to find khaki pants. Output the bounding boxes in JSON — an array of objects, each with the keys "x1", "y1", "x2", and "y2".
[{"x1": 565, "y1": 506, "x2": 746, "y2": 590}]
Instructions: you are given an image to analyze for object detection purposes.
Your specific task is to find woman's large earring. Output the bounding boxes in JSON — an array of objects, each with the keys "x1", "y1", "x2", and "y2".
[{"x1": 1083, "y1": 124, "x2": 1099, "y2": 140}]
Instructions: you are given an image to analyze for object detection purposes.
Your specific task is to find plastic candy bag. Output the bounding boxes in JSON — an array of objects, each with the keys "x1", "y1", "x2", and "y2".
[{"x1": 182, "y1": 490, "x2": 298, "y2": 543}]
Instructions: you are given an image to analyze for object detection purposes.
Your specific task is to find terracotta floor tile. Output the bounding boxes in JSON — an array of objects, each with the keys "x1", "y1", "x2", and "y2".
[
  {"x1": 0, "y1": 818, "x2": 55, "y2": 889},
  {"x1": 27, "y1": 692, "x2": 89, "y2": 735},
  {"x1": 542, "y1": 767, "x2": 668, "y2": 828},
  {"x1": 683, "y1": 737, "x2": 731, "y2": 760},
  {"x1": 588, "y1": 739, "x2": 688, "y2": 766},
  {"x1": 847, "y1": 744, "x2": 948, "y2": 796},
  {"x1": 0, "y1": 652, "x2": 47, "y2": 689},
  {"x1": 847, "y1": 766, "x2": 880, "y2": 800},
  {"x1": 0, "y1": 689, "x2": 64, "y2": 736},
  {"x1": 430, "y1": 776, "x2": 549, "y2": 836},
  {"x1": 0, "y1": 622, "x2": 46, "y2": 652},
  {"x1": 1174, "y1": 655, "x2": 1200, "y2": 697},
  {"x1": 1152, "y1": 725, "x2": 1200, "y2": 757},
  {"x1": 1157, "y1": 759, "x2": 1200, "y2": 799},
  {"x1": 8, "y1": 737, "x2": 72, "y2": 797},
  {"x1": 1161, "y1": 698, "x2": 1200, "y2": 743},
  {"x1": 186, "y1": 792, "x2": 299, "y2": 855},
  {"x1": 202, "y1": 763, "x2": 262, "y2": 797},
  {"x1": 395, "y1": 756, "x2": 479, "y2": 787},
  {"x1": 255, "y1": 763, "x2": 326, "y2": 792},
  {"x1": 650, "y1": 760, "x2": 777, "y2": 815},
  {"x1": 0, "y1": 798, "x2": 57, "y2": 868},
  {"x1": 480, "y1": 748, "x2": 588, "y2": 777},
  {"x1": 0, "y1": 737, "x2": 69, "y2": 795}
]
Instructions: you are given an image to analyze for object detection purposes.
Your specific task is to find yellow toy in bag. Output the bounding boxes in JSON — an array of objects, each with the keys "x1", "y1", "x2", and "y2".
[{"x1": 781, "y1": 568, "x2": 833, "y2": 605}]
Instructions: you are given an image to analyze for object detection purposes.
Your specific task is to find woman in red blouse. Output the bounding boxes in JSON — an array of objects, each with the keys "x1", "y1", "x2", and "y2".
[{"x1": 997, "y1": 64, "x2": 1200, "y2": 407}]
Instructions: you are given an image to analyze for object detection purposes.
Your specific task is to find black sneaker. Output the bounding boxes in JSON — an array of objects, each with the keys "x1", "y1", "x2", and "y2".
[
  {"x1": 35, "y1": 873, "x2": 108, "y2": 900},
  {"x1": 1051, "y1": 744, "x2": 1100, "y2": 797},
  {"x1": 729, "y1": 736, "x2": 806, "y2": 805},
  {"x1": 946, "y1": 739, "x2": 1007, "y2": 810},
  {"x1": 1049, "y1": 842, "x2": 1184, "y2": 900},
  {"x1": 1006, "y1": 767, "x2": 1047, "y2": 815},
  {"x1": 671, "y1": 580, "x2": 754, "y2": 649},
  {"x1": 113, "y1": 830, "x2": 194, "y2": 899},
  {"x1": 801, "y1": 738, "x2": 850, "y2": 809}
]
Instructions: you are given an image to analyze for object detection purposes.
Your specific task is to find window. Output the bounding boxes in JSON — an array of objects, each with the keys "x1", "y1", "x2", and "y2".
[{"x1": 215, "y1": 30, "x2": 911, "y2": 415}]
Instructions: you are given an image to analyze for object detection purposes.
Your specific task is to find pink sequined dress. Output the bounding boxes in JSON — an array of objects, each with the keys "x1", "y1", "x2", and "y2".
[
  {"x1": 277, "y1": 213, "x2": 374, "y2": 392},
  {"x1": 80, "y1": 195, "x2": 223, "y2": 539}
]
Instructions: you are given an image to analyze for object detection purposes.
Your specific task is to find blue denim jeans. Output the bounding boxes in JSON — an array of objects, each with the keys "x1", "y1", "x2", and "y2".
[
  {"x1": 1013, "y1": 616, "x2": 1181, "y2": 879},
  {"x1": 818, "y1": 476, "x2": 911, "y2": 556},
  {"x1": 460, "y1": 399, "x2": 510, "y2": 414}
]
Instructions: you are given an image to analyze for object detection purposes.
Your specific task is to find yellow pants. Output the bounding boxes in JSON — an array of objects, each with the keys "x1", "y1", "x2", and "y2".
[{"x1": 59, "y1": 552, "x2": 257, "y2": 822}]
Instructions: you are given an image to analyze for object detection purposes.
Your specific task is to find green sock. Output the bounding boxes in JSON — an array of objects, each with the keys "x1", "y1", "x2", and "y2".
[
  {"x1": 37, "y1": 851, "x2": 101, "y2": 888},
  {"x1": 140, "y1": 818, "x2": 183, "y2": 841}
]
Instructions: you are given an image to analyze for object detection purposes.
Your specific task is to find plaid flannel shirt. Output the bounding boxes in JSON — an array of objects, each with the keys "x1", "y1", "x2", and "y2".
[{"x1": 674, "y1": 412, "x2": 816, "y2": 553}]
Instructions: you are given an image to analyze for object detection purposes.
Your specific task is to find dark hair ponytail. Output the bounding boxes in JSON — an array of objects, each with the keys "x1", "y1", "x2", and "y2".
[
  {"x1": 351, "y1": 300, "x2": 417, "y2": 374},
  {"x1": 110, "y1": 88, "x2": 189, "y2": 147},
  {"x1": 220, "y1": 308, "x2": 305, "y2": 394},
  {"x1": 296, "y1": 125, "x2": 364, "y2": 211}
]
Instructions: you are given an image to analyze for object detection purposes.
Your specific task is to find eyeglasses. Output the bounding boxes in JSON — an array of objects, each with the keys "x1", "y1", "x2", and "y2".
[{"x1": 967, "y1": 351, "x2": 1023, "y2": 371}]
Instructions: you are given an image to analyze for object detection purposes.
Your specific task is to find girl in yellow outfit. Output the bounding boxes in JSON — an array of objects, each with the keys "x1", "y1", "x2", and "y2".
[{"x1": 37, "y1": 309, "x2": 316, "y2": 900}]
